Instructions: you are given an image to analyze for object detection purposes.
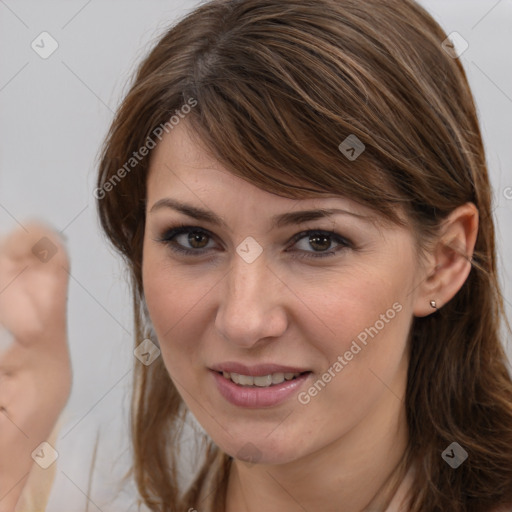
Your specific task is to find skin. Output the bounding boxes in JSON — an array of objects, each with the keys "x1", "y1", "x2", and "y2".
[
  {"x1": 142, "y1": 121, "x2": 478, "y2": 512},
  {"x1": 0, "y1": 224, "x2": 71, "y2": 512}
]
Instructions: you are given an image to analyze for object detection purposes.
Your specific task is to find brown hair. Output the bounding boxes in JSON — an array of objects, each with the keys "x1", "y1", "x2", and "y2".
[{"x1": 96, "y1": 0, "x2": 512, "y2": 510}]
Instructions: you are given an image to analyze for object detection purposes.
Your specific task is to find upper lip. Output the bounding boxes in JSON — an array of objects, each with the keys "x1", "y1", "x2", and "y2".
[{"x1": 209, "y1": 362, "x2": 311, "y2": 376}]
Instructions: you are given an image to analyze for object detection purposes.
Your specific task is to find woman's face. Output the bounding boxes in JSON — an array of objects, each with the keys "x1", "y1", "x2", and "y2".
[{"x1": 142, "y1": 122, "x2": 424, "y2": 465}]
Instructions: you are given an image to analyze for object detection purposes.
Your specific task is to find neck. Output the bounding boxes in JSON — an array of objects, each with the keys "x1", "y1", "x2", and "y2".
[{"x1": 225, "y1": 379, "x2": 411, "y2": 512}]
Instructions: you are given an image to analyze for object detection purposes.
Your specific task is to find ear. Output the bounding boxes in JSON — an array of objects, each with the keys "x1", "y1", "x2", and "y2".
[{"x1": 413, "y1": 202, "x2": 479, "y2": 317}]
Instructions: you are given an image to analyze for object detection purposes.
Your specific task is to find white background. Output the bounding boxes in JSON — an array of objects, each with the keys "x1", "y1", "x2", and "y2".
[{"x1": 0, "y1": 1, "x2": 511, "y2": 509}]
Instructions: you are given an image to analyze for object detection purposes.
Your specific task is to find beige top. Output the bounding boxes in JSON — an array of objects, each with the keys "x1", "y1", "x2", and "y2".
[{"x1": 16, "y1": 422, "x2": 61, "y2": 512}]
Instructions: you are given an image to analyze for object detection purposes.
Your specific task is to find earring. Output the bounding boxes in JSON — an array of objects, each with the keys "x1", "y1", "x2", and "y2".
[{"x1": 430, "y1": 300, "x2": 437, "y2": 309}]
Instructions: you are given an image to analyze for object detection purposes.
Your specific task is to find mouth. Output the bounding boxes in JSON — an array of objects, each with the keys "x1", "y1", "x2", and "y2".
[
  {"x1": 217, "y1": 370, "x2": 310, "y2": 388},
  {"x1": 209, "y1": 364, "x2": 313, "y2": 408}
]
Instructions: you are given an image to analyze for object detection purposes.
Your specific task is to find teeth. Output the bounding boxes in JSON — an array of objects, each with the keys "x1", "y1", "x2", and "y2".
[
  {"x1": 254, "y1": 375, "x2": 273, "y2": 387},
  {"x1": 272, "y1": 372, "x2": 284, "y2": 384},
  {"x1": 238, "y1": 374, "x2": 253, "y2": 386},
  {"x1": 221, "y1": 371, "x2": 302, "y2": 387}
]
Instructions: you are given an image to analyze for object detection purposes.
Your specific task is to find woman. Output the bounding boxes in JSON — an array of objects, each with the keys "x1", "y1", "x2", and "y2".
[{"x1": 3, "y1": 0, "x2": 512, "y2": 510}]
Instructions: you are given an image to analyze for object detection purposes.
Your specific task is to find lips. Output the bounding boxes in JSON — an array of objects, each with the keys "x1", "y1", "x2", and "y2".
[{"x1": 209, "y1": 362, "x2": 312, "y2": 408}]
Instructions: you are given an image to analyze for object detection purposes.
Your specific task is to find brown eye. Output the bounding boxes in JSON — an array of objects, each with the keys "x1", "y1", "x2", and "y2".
[
  {"x1": 308, "y1": 233, "x2": 332, "y2": 252},
  {"x1": 289, "y1": 230, "x2": 352, "y2": 260},
  {"x1": 188, "y1": 230, "x2": 210, "y2": 249},
  {"x1": 157, "y1": 225, "x2": 217, "y2": 255}
]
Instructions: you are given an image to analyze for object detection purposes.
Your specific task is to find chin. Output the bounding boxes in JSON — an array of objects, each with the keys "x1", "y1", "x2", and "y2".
[{"x1": 214, "y1": 431, "x2": 306, "y2": 466}]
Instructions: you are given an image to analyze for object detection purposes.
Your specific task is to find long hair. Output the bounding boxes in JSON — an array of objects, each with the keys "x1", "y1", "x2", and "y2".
[{"x1": 96, "y1": 0, "x2": 512, "y2": 510}]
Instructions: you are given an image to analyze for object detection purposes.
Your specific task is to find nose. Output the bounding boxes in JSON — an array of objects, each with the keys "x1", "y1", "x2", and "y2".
[{"x1": 214, "y1": 255, "x2": 289, "y2": 348}]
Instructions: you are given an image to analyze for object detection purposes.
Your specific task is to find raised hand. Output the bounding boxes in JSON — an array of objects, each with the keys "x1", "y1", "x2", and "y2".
[{"x1": 0, "y1": 223, "x2": 72, "y2": 512}]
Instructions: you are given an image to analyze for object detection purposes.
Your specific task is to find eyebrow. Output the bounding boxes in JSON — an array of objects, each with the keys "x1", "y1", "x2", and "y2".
[{"x1": 149, "y1": 198, "x2": 370, "y2": 228}]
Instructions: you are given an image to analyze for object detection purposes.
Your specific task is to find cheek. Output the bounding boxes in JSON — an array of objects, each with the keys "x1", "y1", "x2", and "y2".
[
  {"x1": 306, "y1": 258, "x2": 410, "y2": 347},
  {"x1": 142, "y1": 253, "x2": 225, "y2": 438},
  {"x1": 141, "y1": 249, "x2": 216, "y2": 378},
  {"x1": 143, "y1": 244, "x2": 198, "y2": 330},
  {"x1": 301, "y1": 253, "x2": 413, "y2": 381},
  {"x1": 301, "y1": 271, "x2": 412, "y2": 425}
]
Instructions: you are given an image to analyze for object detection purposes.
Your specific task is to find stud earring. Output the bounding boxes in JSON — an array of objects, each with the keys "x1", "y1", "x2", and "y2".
[{"x1": 430, "y1": 300, "x2": 437, "y2": 309}]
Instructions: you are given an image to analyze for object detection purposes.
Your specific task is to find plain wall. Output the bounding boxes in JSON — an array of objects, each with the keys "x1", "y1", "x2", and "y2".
[{"x1": 0, "y1": 1, "x2": 510, "y2": 509}]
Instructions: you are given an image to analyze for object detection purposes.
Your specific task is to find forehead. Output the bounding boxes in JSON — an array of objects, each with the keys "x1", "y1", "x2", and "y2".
[{"x1": 146, "y1": 120, "x2": 383, "y2": 223}]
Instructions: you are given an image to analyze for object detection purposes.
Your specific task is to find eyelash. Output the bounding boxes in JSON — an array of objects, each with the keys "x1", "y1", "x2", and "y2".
[{"x1": 155, "y1": 223, "x2": 353, "y2": 260}]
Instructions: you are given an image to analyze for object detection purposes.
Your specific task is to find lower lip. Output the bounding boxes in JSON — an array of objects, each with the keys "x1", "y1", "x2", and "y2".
[{"x1": 210, "y1": 370, "x2": 311, "y2": 408}]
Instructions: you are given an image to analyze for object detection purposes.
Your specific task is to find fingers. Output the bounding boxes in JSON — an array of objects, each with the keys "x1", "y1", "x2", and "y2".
[
  {"x1": 0, "y1": 222, "x2": 71, "y2": 347},
  {"x1": 0, "y1": 222, "x2": 69, "y2": 272},
  {"x1": 0, "y1": 223, "x2": 73, "y2": 510}
]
